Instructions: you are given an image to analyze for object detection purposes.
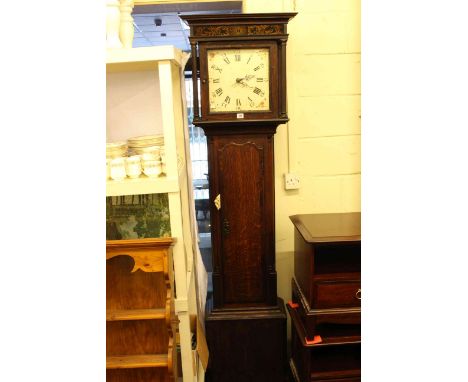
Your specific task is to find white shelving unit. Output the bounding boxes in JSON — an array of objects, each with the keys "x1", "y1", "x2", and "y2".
[{"x1": 106, "y1": 46, "x2": 204, "y2": 382}]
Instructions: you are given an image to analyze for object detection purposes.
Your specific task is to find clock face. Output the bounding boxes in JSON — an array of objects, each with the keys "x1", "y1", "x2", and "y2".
[{"x1": 207, "y1": 48, "x2": 270, "y2": 113}]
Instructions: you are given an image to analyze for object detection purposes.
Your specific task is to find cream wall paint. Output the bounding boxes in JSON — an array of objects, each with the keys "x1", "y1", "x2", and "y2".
[{"x1": 243, "y1": 0, "x2": 361, "y2": 338}]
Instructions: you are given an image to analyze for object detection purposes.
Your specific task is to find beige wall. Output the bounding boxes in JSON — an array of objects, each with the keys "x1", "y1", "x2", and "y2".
[{"x1": 243, "y1": 0, "x2": 361, "y2": 337}]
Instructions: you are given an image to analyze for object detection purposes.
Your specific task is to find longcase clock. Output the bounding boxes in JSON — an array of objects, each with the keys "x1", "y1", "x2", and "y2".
[{"x1": 181, "y1": 13, "x2": 296, "y2": 382}]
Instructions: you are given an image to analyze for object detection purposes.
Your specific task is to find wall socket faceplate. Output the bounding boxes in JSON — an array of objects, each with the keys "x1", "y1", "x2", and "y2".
[{"x1": 284, "y1": 173, "x2": 300, "y2": 190}]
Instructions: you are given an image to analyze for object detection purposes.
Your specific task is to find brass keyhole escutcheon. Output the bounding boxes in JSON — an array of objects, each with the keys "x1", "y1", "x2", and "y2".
[{"x1": 214, "y1": 194, "x2": 221, "y2": 210}]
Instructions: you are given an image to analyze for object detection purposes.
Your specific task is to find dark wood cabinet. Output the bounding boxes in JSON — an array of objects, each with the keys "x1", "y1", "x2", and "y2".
[{"x1": 289, "y1": 213, "x2": 361, "y2": 382}]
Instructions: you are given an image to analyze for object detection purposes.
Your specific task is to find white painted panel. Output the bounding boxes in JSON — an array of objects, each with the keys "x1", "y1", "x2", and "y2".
[{"x1": 106, "y1": 70, "x2": 163, "y2": 142}]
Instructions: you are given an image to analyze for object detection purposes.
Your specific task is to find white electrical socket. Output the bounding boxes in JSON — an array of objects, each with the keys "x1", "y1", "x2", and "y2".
[{"x1": 284, "y1": 173, "x2": 300, "y2": 190}]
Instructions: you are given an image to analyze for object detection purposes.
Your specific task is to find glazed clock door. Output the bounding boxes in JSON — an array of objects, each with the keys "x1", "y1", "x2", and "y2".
[{"x1": 209, "y1": 134, "x2": 277, "y2": 309}]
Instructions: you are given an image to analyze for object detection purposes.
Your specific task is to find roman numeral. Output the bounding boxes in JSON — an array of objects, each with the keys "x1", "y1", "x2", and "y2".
[
  {"x1": 213, "y1": 78, "x2": 220, "y2": 83},
  {"x1": 235, "y1": 54, "x2": 241, "y2": 62},
  {"x1": 223, "y1": 54, "x2": 230, "y2": 64},
  {"x1": 211, "y1": 64, "x2": 222, "y2": 73},
  {"x1": 215, "y1": 88, "x2": 223, "y2": 96},
  {"x1": 247, "y1": 55, "x2": 252, "y2": 64},
  {"x1": 253, "y1": 63, "x2": 265, "y2": 71},
  {"x1": 236, "y1": 98, "x2": 241, "y2": 106},
  {"x1": 253, "y1": 87, "x2": 264, "y2": 96},
  {"x1": 256, "y1": 78, "x2": 264, "y2": 82},
  {"x1": 248, "y1": 97, "x2": 254, "y2": 107},
  {"x1": 224, "y1": 96, "x2": 231, "y2": 104}
]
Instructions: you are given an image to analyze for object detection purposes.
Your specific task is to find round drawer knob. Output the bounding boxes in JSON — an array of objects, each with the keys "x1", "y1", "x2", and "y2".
[{"x1": 355, "y1": 289, "x2": 361, "y2": 300}]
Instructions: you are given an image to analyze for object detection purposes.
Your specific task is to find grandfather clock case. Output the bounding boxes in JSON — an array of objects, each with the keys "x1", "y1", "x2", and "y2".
[{"x1": 181, "y1": 13, "x2": 296, "y2": 382}]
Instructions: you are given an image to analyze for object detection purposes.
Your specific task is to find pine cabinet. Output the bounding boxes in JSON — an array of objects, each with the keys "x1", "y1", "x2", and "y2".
[{"x1": 106, "y1": 239, "x2": 177, "y2": 381}]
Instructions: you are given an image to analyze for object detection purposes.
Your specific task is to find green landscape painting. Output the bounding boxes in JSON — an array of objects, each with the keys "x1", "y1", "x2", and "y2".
[{"x1": 106, "y1": 193, "x2": 171, "y2": 240}]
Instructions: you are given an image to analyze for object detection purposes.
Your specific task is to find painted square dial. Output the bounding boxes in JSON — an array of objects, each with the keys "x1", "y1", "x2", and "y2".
[{"x1": 207, "y1": 48, "x2": 270, "y2": 113}]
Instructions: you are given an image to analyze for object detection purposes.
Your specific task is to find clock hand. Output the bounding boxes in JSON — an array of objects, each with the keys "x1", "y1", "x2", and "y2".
[
  {"x1": 233, "y1": 78, "x2": 254, "y2": 88},
  {"x1": 239, "y1": 81, "x2": 254, "y2": 89}
]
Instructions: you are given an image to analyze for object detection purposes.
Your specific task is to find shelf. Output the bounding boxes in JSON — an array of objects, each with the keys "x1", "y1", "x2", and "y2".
[
  {"x1": 310, "y1": 369, "x2": 361, "y2": 380},
  {"x1": 106, "y1": 175, "x2": 179, "y2": 196},
  {"x1": 106, "y1": 354, "x2": 168, "y2": 369},
  {"x1": 106, "y1": 309, "x2": 166, "y2": 321},
  {"x1": 287, "y1": 303, "x2": 361, "y2": 347},
  {"x1": 313, "y1": 272, "x2": 361, "y2": 281},
  {"x1": 107, "y1": 46, "x2": 186, "y2": 72}
]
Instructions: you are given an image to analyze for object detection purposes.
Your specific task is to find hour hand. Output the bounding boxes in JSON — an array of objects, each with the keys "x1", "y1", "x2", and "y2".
[
  {"x1": 235, "y1": 74, "x2": 254, "y2": 88},
  {"x1": 233, "y1": 78, "x2": 252, "y2": 88}
]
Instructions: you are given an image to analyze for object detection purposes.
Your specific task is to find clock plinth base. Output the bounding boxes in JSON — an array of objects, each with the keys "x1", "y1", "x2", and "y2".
[{"x1": 205, "y1": 296, "x2": 287, "y2": 382}]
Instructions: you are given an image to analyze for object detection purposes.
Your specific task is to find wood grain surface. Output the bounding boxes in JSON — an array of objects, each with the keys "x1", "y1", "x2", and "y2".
[
  {"x1": 290, "y1": 213, "x2": 361, "y2": 381},
  {"x1": 209, "y1": 134, "x2": 277, "y2": 308},
  {"x1": 205, "y1": 297, "x2": 287, "y2": 382},
  {"x1": 289, "y1": 213, "x2": 361, "y2": 244},
  {"x1": 106, "y1": 239, "x2": 176, "y2": 381},
  {"x1": 219, "y1": 140, "x2": 265, "y2": 304},
  {"x1": 292, "y1": 277, "x2": 360, "y2": 339},
  {"x1": 106, "y1": 255, "x2": 167, "y2": 311},
  {"x1": 106, "y1": 238, "x2": 174, "y2": 273},
  {"x1": 107, "y1": 368, "x2": 169, "y2": 382},
  {"x1": 107, "y1": 320, "x2": 169, "y2": 356},
  {"x1": 106, "y1": 308, "x2": 166, "y2": 321},
  {"x1": 106, "y1": 354, "x2": 168, "y2": 369},
  {"x1": 290, "y1": 314, "x2": 361, "y2": 382}
]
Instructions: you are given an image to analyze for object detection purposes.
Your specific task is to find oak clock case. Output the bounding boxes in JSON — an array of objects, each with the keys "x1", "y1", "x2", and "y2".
[
  {"x1": 198, "y1": 43, "x2": 281, "y2": 309},
  {"x1": 181, "y1": 13, "x2": 296, "y2": 382}
]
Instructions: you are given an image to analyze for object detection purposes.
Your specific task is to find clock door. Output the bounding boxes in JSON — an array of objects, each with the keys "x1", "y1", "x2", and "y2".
[{"x1": 209, "y1": 134, "x2": 277, "y2": 308}]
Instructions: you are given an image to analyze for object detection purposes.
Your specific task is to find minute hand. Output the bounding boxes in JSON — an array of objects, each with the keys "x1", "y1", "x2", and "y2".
[{"x1": 239, "y1": 80, "x2": 253, "y2": 89}]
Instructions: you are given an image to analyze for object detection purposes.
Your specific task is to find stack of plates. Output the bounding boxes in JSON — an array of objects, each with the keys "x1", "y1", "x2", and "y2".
[
  {"x1": 106, "y1": 142, "x2": 128, "y2": 159},
  {"x1": 127, "y1": 135, "x2": 164, "y2": 157}
]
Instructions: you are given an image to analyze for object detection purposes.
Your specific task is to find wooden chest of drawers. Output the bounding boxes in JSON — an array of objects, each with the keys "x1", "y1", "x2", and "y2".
[
  {"x1": 291, "y1": 278, "x2": 361, "y2": 340},
  {"x1": 288, "y1": 302, "x2": 361, "y2": 382},
  {"x1": 288, "y1": 213, "x2": 361, "y2": 382}
]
